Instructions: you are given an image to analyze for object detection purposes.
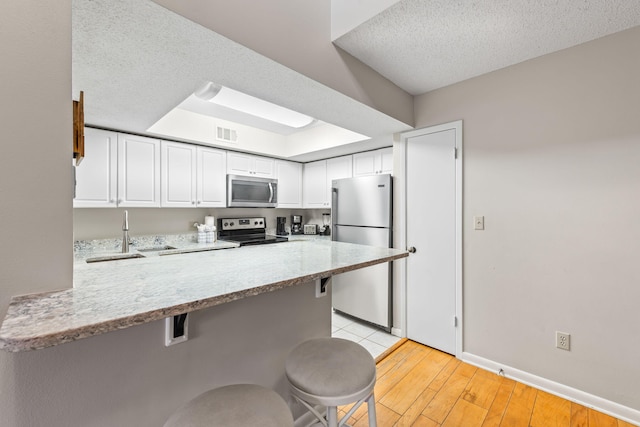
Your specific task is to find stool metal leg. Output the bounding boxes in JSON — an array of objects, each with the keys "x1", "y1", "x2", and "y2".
[
  {"x1": 327, "y1": 406, "x2": 338, "y2": 427},
  {"x1": 366, "y1": 393, "x2": 377, "y2": 427}
]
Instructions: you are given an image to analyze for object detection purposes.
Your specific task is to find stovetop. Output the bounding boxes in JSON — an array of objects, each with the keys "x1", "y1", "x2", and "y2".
[{"x1": 217, "y1": 217, "x2": 288, "y2": 246}]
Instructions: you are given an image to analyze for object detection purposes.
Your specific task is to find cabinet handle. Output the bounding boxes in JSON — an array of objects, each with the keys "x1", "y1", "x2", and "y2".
[
  {"x1": 197, "y1": 200, "x2": 201, "y2": 204},
  {"x1": 191, "y1": 201, "x2": 195, "y2": 205},
  {"x1": 110, "y1": 199, "x2": 114, "y2": 203}
]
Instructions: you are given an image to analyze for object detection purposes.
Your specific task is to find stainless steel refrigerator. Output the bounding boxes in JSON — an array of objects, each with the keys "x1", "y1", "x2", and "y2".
[{"x1": 331, "y1": 174, "x2": 393, "y2": 331}]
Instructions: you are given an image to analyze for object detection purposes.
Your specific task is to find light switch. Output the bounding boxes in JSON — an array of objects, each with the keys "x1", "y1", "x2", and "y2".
[{"x1": 474, "y1": 216, "x2": 485, "y2": 230}]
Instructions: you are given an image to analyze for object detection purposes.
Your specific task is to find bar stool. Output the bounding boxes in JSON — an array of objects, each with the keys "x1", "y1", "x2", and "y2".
[
  {"x1": 163, "y1": 384, "x2": 294, "y2": 427},
  {"x1": 285, "y1": 337, "x2": 377, "y2": 427}
]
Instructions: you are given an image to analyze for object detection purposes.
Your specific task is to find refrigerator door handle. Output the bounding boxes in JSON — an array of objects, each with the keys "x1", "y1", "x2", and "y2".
[{"x1": 331, "y1": 187, "x2": 338, "y2": 239}]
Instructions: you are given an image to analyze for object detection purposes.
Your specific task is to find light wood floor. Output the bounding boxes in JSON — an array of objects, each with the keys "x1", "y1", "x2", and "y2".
[{"x1": 338, "y1": 340, "x2": 635, "y2": 427}]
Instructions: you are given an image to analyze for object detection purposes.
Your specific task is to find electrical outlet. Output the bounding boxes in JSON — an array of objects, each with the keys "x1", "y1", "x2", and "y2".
[
  {"x1": 165, "y1": 313, "x2": 189, "y2": 346},
  {"x1": 316, "y1": 277, "x2": 330, "y2": 298},
  {"x1": 473, "y1": 216, "x2": 485, "y2": 230},
  {"x1": 556, "y1": 331, "x2": 570, "y2": 351}
]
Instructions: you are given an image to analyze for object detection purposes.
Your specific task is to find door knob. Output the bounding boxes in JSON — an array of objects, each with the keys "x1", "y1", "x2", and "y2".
[{"x1": 407, "y1": 246, "x2": 417, "y2": 253}]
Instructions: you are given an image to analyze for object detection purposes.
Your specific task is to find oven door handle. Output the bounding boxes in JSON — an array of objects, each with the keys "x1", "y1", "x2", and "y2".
[{"x1": 268, "y1": 183, "x2": 274, "y2": 203}]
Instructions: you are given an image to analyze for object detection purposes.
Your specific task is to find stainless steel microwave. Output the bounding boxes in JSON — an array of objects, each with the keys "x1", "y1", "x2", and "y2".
[{"x1": 227, "y1": 174, "x2": 278, "y2": 208}]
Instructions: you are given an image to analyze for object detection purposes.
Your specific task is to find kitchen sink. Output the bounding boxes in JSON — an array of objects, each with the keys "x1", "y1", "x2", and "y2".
[
  {"x1": 86, "y1": 253, "x2": 146, "y2": 263},
  {"x1": 136, "y1": 245, "x2": 177, "y2": 252}
]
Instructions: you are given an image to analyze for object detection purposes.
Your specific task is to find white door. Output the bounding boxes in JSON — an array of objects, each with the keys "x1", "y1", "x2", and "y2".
[{"x1": 406, "y1": 127, "x2": 458, "y2": 355}]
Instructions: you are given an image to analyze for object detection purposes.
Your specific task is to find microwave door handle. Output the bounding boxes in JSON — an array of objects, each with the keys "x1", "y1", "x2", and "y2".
[{"x1": 268, "y1": 182, "x2": 274, "y2": 203}]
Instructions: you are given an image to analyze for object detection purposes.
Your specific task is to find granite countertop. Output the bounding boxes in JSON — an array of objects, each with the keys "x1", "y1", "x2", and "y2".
[
  {"x1": 73, "y1": 233, "x2": 239, "y2": 262},
  {"x1": 0, "y1": 240, "x2": 407, "y2": 352}
]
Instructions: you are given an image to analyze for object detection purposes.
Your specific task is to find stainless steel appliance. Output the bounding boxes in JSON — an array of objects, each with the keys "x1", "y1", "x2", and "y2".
[
  {"x1": 218, "y1": 217, "x2": 288, "y2": 246},
  {"x1": 227, "y1": 175, "x2": 277, "y2": 208},
  {"x1": 291, "y1": 215, "x2": 303, "y2": 235},
  {"x1": 276, "y1": 216, "x2": 287, "y2": 236},
  {"x1": 331, "y1": 174, "x2": 393, "y2": 331},
  {"x1": 303, "y1": 224, "x2": 317, "y2": 235}
]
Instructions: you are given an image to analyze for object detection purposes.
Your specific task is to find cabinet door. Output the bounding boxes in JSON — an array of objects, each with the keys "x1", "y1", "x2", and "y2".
[
  {"x1": 352, "y1": 151, "x2": 377, "y2": 177},
  {"x1": 252, "y1": 156, "x2": 275, "y2": 178},
  {"x1": 74, "y1": 128, "x2": 118, "y2": 208},
  {"x1": 226, "y1": 152, "x2": 274, "y2": 178},
  {"x1": 353, "y1": 148, "x2": 393, "y2": 176},
  {"x1": 303, "y1": 160, "x2": 327, "y2": 208},
  {"x1": 379, "y1": 147, "x2": 393, "y2": 174},
  {"x1": 117, "y1": 134, "x2": 161, "y2": 207},
  {"x1": 227, "y1": 152, "x2": 253, "y2": 176},
  {"x1": 276, "y1": 160, "x2": 302, "y2": 208},
  {"x1": 197, "y1": 146, "x2": 226, "y2": 207},
  {"x1": 326, "y1": 155, "x2": 353, "y2": 207},
  {"x1": 161, "y1": 141, "x2": 196, "y2": 207}
]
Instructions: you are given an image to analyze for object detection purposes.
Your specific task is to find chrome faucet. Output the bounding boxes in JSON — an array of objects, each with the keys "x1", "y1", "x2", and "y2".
[{"x1": 122, "y1": 210, "x2": 130, "y2": 253}]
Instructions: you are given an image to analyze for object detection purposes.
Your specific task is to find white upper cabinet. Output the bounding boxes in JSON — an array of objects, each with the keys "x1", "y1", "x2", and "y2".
[
  {"x1": 326, "y1": 155, "x2": 353, "y2": 186},
  {"x1": 74, "y1": 128, "x2": 118, "y2": 208},
  {"x1": 161, "y1": 142, "x2": 227, "y2": 208},
  {"x1": 161, "y1": 141, "x2": 197, "y2": 207},
  {"x1": 276, "y1": 160, "x2": 302, "y2": 208},
  {"x1": 303, "y1": 155, "x2": 352, "y2": 208},
  {"x1": 303, "y1": 160, "x2": 328, "y2": 208},
  {"x1": 117, "y1": 133, "x2": 161, "y2": 207},
  {"x1": 227, "y1": 152, "x2": 275, "y2": 178},
  {"x1": 196, "y1": 146, "x2": 226, "y2": 207},
  {"x1": 353, "y1": 147, "x2": 393, "y2": 176}
]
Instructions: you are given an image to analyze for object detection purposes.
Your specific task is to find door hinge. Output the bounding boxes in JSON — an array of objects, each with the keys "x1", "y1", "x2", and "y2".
[
  {"x1": 454, "y1": 316, "x2": 458, "y2": 327},
  {"x1": 453, "y1": 148, "x2": 458, "y2": 159}
]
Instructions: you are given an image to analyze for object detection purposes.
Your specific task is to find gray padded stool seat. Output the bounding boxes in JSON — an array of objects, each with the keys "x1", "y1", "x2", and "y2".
[
  {"x1": 163, "y1": 384, "x2": 294, "y2": 427},
  {"x1": 286, "y1": 337, "x2": 377, "y2": 427}
]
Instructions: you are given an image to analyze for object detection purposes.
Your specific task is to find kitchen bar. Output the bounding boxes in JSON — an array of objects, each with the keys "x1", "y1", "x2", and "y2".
[{"x1": 0, "y1": 240, "x2": 407, "y2": 352}]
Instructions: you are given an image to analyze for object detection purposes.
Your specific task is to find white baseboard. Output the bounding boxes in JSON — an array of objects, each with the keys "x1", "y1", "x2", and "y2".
[
  {"x1": 461, "y1": 352, "x2": 640, "y2": 426},
  {"x1": 391, "y1": 327, "x2": 403, "y2": 337}
]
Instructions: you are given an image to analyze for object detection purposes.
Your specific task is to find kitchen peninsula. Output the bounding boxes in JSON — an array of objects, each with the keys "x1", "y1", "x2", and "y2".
[{"x1": 0, "y1": 240, "x2": 407, "y2": 352}]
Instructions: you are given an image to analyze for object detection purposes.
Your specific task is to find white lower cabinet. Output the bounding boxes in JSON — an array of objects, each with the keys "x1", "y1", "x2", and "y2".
[
  {"x1": 74, "y1": 128, "x2": 118, "y2": 208},
  {"x1": 161, "y1": 141, "x2": 226, "y2": 208},
  {"x1": 352, "y1": 147, "x2": 393, "y2": 176},
  {"x1": 117, "y1": 134, "x2": 161, "y2": 207},
  {"x1": 276, "y1": 160, "x2": 302, "y2": 208}
]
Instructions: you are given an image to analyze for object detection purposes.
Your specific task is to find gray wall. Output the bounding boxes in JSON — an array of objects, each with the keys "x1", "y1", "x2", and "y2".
[{"x1": 414, "y1": 26, "x2": 640, "y2": 411}]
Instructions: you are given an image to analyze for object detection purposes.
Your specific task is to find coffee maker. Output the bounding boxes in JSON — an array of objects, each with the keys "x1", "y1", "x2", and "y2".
[
  {"x1": 291, "y1": 215, "x2": 303, "y2": 235},
  {"x1": 276, "y1": 217, "x2": 287, "y2": 235}
]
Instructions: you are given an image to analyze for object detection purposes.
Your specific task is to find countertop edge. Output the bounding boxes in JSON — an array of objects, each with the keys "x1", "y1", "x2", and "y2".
[{"x1": 0, "y1": 251, "x2": 407, "y2": 352}]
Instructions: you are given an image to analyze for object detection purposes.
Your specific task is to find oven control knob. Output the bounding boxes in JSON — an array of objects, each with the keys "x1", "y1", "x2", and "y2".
[
  {"x1": 230, "y1": 221, "x2": 235, "y2": 227},
  {"x1": 254, "y1": 221, "x2": 258, "y2": 225},
  {"x1": 223, "y1": 222, "x2": 229, "y2": 227}
]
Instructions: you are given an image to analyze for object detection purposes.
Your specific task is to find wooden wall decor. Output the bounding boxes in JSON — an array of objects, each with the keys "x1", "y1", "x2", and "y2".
[{"x1": 73, "y1": 91, "x2": 85, "y2": 166}]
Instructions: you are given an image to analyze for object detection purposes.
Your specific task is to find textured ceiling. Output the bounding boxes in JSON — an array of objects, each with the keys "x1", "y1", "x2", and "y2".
[
  {"x1": 72, "y1": 0, "x2": 411, "y2": 161},
  {"x1": 334, "y1": 0, "x2": 640, "y2": 95}
]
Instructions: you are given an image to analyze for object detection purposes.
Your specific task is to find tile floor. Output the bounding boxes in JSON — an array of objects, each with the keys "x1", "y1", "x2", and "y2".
[{"x1": 331, "y1": 310, "x2": 402, "y2": 359}]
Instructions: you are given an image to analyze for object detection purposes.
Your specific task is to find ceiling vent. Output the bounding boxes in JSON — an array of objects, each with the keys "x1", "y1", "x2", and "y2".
[{"x1": 216, "y1": 126, "x2": 237, "y2": 143}]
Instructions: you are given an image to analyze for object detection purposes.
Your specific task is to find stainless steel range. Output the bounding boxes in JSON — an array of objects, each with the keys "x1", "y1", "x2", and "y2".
[{"x1": 217, "y1": 217, "x2": 288, "y2": 246}]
